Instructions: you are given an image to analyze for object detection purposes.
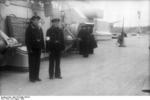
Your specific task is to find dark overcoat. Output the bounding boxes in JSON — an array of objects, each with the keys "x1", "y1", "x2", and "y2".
[
  {"x1": 46, "y1": 26, "x2": 65, "y2": 53},
  {"x1": 25, "y1": 24, "x2": 44, "y2": 52}
]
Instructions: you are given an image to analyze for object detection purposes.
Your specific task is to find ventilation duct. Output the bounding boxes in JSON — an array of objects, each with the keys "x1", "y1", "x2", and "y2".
[{"x1": 82, "y1": 8, "x2": 103, "y2": 21}]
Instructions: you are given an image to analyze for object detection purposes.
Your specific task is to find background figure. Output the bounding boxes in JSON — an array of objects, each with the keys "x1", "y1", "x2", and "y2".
[
  {"x1": 117, "y1": 31, "x2": 126, "y2": 47},
  {"x1": 46, "y1": 18, "x2": 65, "y2": 79},
  {"x1": 78, "y1": 26, "x2": 90, "y2": 57},
  {"x1": 87, "y1": 26, "x2": 97, "y2": 54},
  {"x1": 25, "y1": 16, "x2": 44, "y2": 82}
]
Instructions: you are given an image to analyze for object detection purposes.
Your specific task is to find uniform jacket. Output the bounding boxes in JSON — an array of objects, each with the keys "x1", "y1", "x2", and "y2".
[
  {"x1": 25, "y1": 24, "x2": 44, "y2": 52},
  {"x1": 46, "y1": 26, "x2": 65, "y2": 52}
]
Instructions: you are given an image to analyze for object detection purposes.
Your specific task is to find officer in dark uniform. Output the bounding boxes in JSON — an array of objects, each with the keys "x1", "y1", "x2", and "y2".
[
  {"x1": 46, "y1": 18, "x2": 65, "y2": 79},
  {"x1": 25, "y1": 16, "x2": 44, "y2": 82},
  {"x1": 78, "y1": 25, "x2": 90, "y2": 57}
]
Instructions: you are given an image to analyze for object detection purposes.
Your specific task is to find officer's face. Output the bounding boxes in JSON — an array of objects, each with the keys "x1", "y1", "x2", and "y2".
[
  {"x1": 53, "y1": 22, "x2": 59, "y2": 27},
  {"x1": 82, "y1": 27, "x2": 86, "y2": 30},
  {"x1": 32, "y1": 19, "x2": 40, "y2": 27},
  {"x1": 88, "y1": 27, "x2": 91, "y2": 30}
]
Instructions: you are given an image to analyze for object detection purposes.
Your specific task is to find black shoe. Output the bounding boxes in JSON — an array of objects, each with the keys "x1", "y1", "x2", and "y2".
[
  {"x1": 30, "y1": 79, "x2": 36, "y2": 83},
  {"x1": 83, "y1": 54, "x2": 88, "y2": 57},
  {"x1": 89, "y1": 52, "x2": 94, "y2": 54},
  {"x1": 55, "y1": 76, "x2": 62, "y2": 79},
  {"x1": 49, "y1": 76, "x2": 54, "y2": 79},
  {"x1": 36, "y1": 78, "x2": 42, "y2": 81},
  {"x1": 79, "y1": 52, "x2": 82, "y2": 55}
]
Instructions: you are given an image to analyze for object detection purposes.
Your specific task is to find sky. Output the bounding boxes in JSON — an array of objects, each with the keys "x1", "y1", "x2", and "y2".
[{"x1": 67, "y1": 0, "x2": 150, "y2": 27}]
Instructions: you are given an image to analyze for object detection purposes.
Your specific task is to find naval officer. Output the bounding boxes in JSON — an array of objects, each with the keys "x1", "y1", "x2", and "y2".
[
  {"x1": 25, "y1": 16, "x2": 44, "y2": 82},
  {"x1": 46, "y1": 18, "x2": 65, "y2": 79}
]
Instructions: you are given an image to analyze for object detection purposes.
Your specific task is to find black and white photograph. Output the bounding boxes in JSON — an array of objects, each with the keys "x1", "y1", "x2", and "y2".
[{"x1": 0, "y1": 0, "x2": 150, "y2": 97}]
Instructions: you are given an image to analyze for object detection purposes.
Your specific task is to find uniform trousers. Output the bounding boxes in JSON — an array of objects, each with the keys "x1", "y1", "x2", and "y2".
[
  {"x1": 28, "y1": 50, "x2": 41, "y2": 81},
  {"x1": 49, "y1": 52, "x2": 61, "y2": 78}
]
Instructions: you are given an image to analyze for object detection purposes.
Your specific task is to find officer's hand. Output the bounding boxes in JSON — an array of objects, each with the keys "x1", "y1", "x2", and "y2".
[
  {"x1": 55, "y1": 41, "x2": 59, "y2": 43},
  {"x1": 46, "y1": 37, "x2": 50, "y2": 41}
]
